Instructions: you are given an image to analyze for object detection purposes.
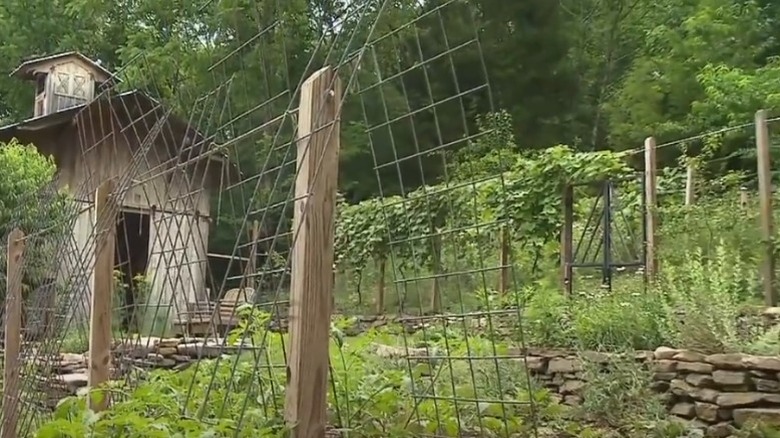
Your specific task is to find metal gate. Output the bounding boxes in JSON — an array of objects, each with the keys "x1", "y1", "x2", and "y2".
[{"x1": 563, "y1": 174, "x2": 647, "y2": 295}]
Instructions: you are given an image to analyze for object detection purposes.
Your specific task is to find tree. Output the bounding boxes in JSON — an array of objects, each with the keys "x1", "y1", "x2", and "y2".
[{"x1": 0, "y1": 139, "x2": 73, "y2": 293}]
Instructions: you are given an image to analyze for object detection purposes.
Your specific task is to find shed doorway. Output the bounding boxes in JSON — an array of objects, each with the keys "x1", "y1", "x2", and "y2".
[{"x1": 115, "y1": 210, "x2": 151, "y2": 332}]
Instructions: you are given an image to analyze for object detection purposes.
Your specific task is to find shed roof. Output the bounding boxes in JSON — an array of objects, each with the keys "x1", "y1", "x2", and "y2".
[
  {"x1": 10, "y1": 51, "x2": 117, "y2": 83},
  {"x1": 0, "y1": 89, "x2": 240, "y2": 185}
]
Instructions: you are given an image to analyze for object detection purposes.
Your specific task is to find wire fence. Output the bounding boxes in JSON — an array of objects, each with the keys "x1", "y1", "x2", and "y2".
[
  {"x1": 0, "y1": 0, "x2": 778, "y2": 436},
  {"x1": 0, "y1": 1, "x2": 544, "y2": 437}
]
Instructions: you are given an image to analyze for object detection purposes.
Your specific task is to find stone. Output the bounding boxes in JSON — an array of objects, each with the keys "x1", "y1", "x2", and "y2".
[
  {"x1": 686, "y1": 373, "x2": 714, "y2": 387},
  {"x1": 157, "y1": 347, "x2": 178, "y2": 356},
  {"x1": 674, "y1": 351, "x2": 707, "y2": 362},
  {"x1": 750, "y1": 369, "x2": 775, "y2": 378},
  {"x1": 694, "y1": 402, "x2": 720, "y2": 422},
  {"x1": 753, "y1": 378, "x2": 780, "y2": 392},
  {"x1": 712, "y1": 370, "x2": 748, "y2": 386},
  {"x1": 654, "y1": 346, "x2": 680, "y2": 360},
  {"x1": 158, "y1": 338, "x2": 181, "y2": 348},
  {"x1": 580, "y1": 351, "x2": 610, "y2": 364},
  {"x1": 668, "y1": 415, "x2": 692, "y2": 428},
  {"x1": 732, "y1": 408, "x2": 780, "y2": 427},
  {"x1": 634, "y1": 351, "x2": 654, "y2": 361},
  {"x1": 716, "y1": 392, "x2": 763, "y2": 408},
  {"x1": 677, "y1": 362, "x2": 714, "y2": 374},
  {"x1": 653, "y1": 360, "x2": 677, "y2": 373},
  {"x1": 670, "y1": 402, "x2": 695, "y2": 418},
  {"x1": 171, "y1": 354, "x2": 191, "y2": 363},
  {"x1": 60, "y1": 353, "x2": 86, "y2": 364},
  {"x1": 560, "y1": 380, "x2": 584, "y2": 394},
  {"x1": 59, "y1": 373, "x2": 88, "y2": 388},
  {"x1": 547, "y1": 357, "x2": 581, "y2": 373},
  {"x1": 653, "y1": 372, "x2": 677, "y2": 381},
  {"x1": 691, "y1": 388, "x2": 721, "y2": 404},
  {"x1": 762, "y1": 307, "x2": 780, "y2": 317},
  {"x1": 743, "y1": 355, "x2": 780, "y2": 371},
  {"x1": 523, "y1": 356, "x2": 546, "y2": 372},
  {"x1": 670, "y1": 379, "x2": 695, "y2": 397},
  {"x1": 705, "y1": 423, "x2": 735, "y2": 438},
  {"x1": 651, "y1": 381, "x2": 670, "y2": 392},
  {"x1": 705, "y1": 353, "x2": 745, "y2": 370},
  {"x1": 177, "y1": 342, "x2": 223, "y2": 358},
  {"x1": 563, "y1": 395, "x2": 582, "y2": 406},
  {"x1": 146, "y1": 353, "x2": 164, "y2": 362}
]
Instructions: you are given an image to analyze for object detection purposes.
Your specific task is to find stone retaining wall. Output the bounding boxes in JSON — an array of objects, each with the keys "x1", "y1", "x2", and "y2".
[
  {"x1": 521, "y1": 346, "x2": 780, "y2": 436},
  {"x1": 44, "y1": 336, "x2": 240, "y2": 402},
  {"x1": 39, "y1": 332, "x2": 780, "y2": 435}
]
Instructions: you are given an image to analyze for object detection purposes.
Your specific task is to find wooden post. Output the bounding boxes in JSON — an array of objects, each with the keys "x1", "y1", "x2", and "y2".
[
  {"x1": 429, "y1": 233, "x2": 443, "y2": 312},
  {"x1": 685, "y1": 164, "x2": 695, "y2": 206},
  {"x1": 88, "y1": 180, "x2": 117, "y2": 411},
  {"x1": 248, "y1": 219, "x2": 259, "y2": 291},
  {"x1": 2, "y1": 229, "x2": 24, "y2": 438},
  {"x1": 376, "y1": 257, "x2": 386, "y2": 315},
  {"x1": 644, "y1": 137, "x2": 658, "y2": 282},
  {"x1": 740, "y1": 186, "x2": 749, "y2": 210},
  {"x1": 284, "y1": 66, "x2": 341, "y2": 437},
  {"x1": 561, "y1": 185, "x2": 574, "y2": 296},
  {"x1": 498, "y1": 227, "x2": 510, "y2": 294},
  {"x1": 756, "y1": 109, "x2": 776, "y2": 306}
]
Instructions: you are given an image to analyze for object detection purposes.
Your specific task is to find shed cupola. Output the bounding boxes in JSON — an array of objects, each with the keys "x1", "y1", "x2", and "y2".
[{"x1": 10, "y1": 52, "x2": 116, "y2": 117}]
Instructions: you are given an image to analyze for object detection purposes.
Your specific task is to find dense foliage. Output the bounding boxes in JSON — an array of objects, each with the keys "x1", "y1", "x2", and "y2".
[
  {"x1": 7, "y1": 0, "x2": 780, "y2": 435},
  {"x1": 0, "y1": 0, "x2": 778, "y2": 288},
  {"x1": 0, "y1": 139, "x2": 73, "y2": 290}
]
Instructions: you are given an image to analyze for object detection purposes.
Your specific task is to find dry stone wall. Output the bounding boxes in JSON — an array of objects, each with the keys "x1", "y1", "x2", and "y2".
[
  {"x1": 40, "y1": 336, "x2": 239, "y2": 404},
  {"x1": 35, "y1": 329, "x2": 780, "y2": 435},
  {"x1": 521, "y1": 346, "x2": 780, "y2": 436}
]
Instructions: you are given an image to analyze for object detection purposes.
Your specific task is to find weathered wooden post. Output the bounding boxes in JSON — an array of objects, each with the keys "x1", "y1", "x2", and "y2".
[
  {"x1": 561, "y1": 185, "x2": 574, "y2": 295},
  {"x1": 756, "y1": 109, "x2": 777, "y2": 306},
  {"x1": 685, "y1": 164, "x2": 695, "y2": 206},
  {"x1": 498, "y1": 227, "x2": 510, "y2": 294},
  {"x1": 2, "y1": 229, "x2": 24, "y2": 438},
  {"x1": 88, "y1": 179, "x2": 117, "y2": 411},
  {"x1": 284, "y1": 66, "x2": 341, "y2": 437},
  {"x1": 644, "y1": 137, "x2": 658, "y2": 282}
]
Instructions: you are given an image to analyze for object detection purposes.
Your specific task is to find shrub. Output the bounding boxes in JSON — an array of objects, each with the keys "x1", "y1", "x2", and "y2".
[
  {"x1": 659, "y1": 241, "x2": 757, "y2": 353},
  {"x1": 570, "y1": 289, "x2": 666, "y2": 351}
]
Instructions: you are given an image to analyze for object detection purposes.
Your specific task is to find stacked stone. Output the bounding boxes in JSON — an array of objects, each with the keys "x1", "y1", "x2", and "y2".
[
  {"x1": 515, "y1": 349, "x2": 647, "y2": 407},
  {"x1": 36, "y1": 336, "x2": 247, "y2": 397},
  {"x1": 654, "y1": 347, "x2": 780, "y2": 437},
  {"x1": 510, "y1": 346, "x2": 780, "y2": 435}
]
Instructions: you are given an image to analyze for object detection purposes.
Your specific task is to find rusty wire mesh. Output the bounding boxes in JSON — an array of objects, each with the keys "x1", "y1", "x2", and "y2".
[{"x1": 0, "y1": 1, "x2": 539, "y2": 437}]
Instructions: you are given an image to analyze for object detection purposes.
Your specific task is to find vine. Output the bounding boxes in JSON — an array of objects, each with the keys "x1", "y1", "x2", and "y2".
[{"x1": 334, "y1": 145, "x2": 632, "y2": 308}]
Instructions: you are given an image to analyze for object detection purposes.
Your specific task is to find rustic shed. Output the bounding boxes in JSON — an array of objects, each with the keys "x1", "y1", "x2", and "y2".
[{"x1": 0, "y1": 52, "x2": 231, "y2": 330}]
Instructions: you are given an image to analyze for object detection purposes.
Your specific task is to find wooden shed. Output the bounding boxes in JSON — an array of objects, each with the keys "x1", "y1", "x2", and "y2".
[{"x1": 0, "y1": 52, "x2": 231, "y2": 329}]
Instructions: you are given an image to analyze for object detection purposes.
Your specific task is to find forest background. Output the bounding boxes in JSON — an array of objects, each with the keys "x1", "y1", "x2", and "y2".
[{"x1": 0, "y1": 0, "x2": 776, "y2": 289}]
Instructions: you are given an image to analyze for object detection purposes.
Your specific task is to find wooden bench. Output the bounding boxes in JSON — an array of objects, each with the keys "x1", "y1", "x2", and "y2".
[{"x1": 173, "y1": 288, "x2": 255, "y2": 337}]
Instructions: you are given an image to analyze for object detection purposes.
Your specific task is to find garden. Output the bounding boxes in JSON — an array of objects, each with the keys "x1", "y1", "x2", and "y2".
[{"x1": 15, "y1": 111, "x2": 780, "y2": 438}]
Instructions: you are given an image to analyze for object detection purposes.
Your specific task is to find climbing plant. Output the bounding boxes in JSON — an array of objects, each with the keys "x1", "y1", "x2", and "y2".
[{"x1": 334, "y1": 145, "x2": 632, "y2": 308}]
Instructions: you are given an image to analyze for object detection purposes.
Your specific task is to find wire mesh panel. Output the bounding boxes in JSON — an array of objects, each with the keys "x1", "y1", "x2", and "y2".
[
  {"x1": 0, "y1": 1, "x2": 539, "y2": 437},
  {"x1": 347, "y1": 2, "x2": 540, "y2": 437}
]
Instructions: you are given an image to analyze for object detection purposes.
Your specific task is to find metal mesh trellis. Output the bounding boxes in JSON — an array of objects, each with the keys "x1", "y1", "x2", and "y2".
[{"x1": 0, "y1": 1, "x2": 538, "y2": 437}]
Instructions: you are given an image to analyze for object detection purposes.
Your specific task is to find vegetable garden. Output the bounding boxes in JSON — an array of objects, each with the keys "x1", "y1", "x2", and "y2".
[{"x1": 2, "y1": 0, "x2": 780, "y2": 437}]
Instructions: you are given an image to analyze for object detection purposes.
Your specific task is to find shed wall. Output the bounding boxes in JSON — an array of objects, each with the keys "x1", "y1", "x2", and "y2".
[{"x1": 25, "y1": 112, "x2": 218, "y2": 327}]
